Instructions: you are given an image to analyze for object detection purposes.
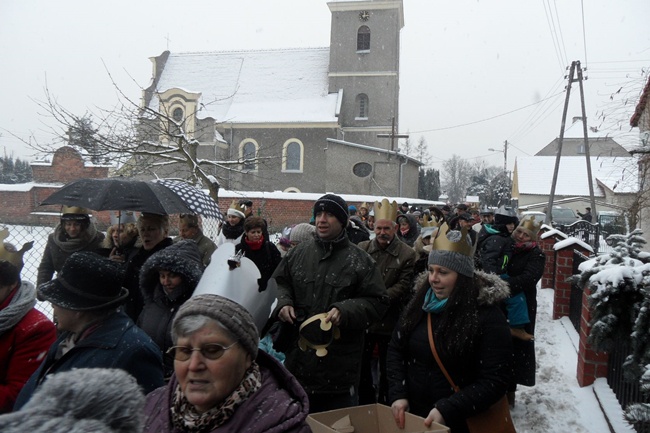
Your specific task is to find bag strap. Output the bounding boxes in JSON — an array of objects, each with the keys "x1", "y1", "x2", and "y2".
[{"x1": 427, "y1": 313, "x2": 460, "y2": 392}]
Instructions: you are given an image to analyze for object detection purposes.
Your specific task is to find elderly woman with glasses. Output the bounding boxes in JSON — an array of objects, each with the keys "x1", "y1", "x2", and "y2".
[{"x1": 143, "y1": 294, "x2": 310, "y2": 433}]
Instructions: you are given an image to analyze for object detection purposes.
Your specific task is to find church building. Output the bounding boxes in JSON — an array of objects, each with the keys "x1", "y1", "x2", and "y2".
[{"x1": 139, "y1": 0, "x2": 420, "y2": 196}]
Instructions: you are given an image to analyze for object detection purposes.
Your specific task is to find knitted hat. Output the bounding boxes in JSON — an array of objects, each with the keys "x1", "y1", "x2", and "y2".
[
  {"x1": 174, "y1": 294, "x2": 259, "y2": 360},
  {"x1": 38, "y1": 252, "x2": 129, "y2": 311},
  {"x1": 290, "y1": 223, "x2": 316, "y2": 244},
  {"x1": 313, "y1": 194, "x2": 349, "y2": 227},
  {"x1": 227, "y1": 200, "x2": 246, "y2": 219},
  {"x1": 428, "y1": 223, "x2": 474, "y2": 277}
]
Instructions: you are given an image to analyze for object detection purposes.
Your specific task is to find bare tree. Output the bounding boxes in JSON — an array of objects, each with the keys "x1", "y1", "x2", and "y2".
[
  {"x1": 442, "y1": 154, "x2": 473, "y2": 203},
  {"x1": 8, "y1": 73, "x2": 276, "y2": 201}
]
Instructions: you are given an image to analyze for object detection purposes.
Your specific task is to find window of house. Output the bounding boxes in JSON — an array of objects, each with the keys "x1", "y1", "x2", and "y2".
[
  {"x1": 283, "y1": 139, "x2": 304, "y2": 172},
  {"x1": 172, "y1": 107, "x2": 184, "y2": 122},
  {"x1": 240, "y1": 140, "x2": 258, "y2": 170},
  {"x1": 577, "y1": 143, "x2": 586, "y2": 154},
  {"x1": 357, "y1": 26, "x2": 370, "y2": 51},
  {"x1": 356, "y1": 94, "x2": 369, "y2": 119}
]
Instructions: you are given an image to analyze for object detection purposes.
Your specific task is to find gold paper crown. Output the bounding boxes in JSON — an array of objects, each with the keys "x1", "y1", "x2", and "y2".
[
  {"x1": 359, "y1": 202, "x2": 369, "y2": 210},
  {"x1": 430, "y1": 222, "x2": 474, "y2": 258},
  {"x1": 229, "y1": 200, "x2": 239, "y2": 211},
  {"x1": 420, "y1": 214, "x2": 438, "y2": 228},
  {"x1": 61, "y1": 205, "x2": 90, "y2": 215},
  {"x1": 373, "y1": 199, "x2": 398, "y2": 222},
  {"x1": 519, "y1": 214, "x2": 543, "y2": 236},
  {"x1": 0, "y1": 229, "x2": 33, "y2": 271}
]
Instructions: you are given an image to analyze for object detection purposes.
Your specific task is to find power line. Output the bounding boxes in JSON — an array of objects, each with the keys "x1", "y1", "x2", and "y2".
[{"x1": 410, "y1": 91, "x2": 565, "y2": 134}]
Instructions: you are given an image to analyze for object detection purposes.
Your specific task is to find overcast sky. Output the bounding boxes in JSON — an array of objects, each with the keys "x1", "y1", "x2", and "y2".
[{"x1": 1, "y1": 0, "x2": 649, "y2": 173}]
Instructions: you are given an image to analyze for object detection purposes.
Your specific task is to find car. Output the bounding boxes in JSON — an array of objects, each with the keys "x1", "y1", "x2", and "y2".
[
  {"x1": 550, "y1": 206, "x2": 579, "y2": 226},
  {"x1": 598, "y1": 211, "x2": 626, "y2": 239},
  {"x1": 520, "y1": 210, "x2": 547, "y2": 224}
]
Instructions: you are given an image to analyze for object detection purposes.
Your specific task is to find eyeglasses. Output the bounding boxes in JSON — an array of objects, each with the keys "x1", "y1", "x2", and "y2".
[{"x1": 166, "y1": 342, "x2": 238, "y2": 361}]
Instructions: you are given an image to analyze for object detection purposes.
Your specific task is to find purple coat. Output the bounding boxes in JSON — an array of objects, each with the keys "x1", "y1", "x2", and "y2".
[{"x1": 143, "y1": 350, "x2": 311, "y2": 433}]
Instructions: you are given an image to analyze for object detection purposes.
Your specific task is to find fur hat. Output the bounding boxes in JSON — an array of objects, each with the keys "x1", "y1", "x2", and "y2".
[
  {"x1": 139, "y1": 240, "x2": 204, "y2": 295},
  {"x1": 38, "y1": 252, "x2": 129, "y2": 311},
  {"x1": 313, "y1": 194, "x2": 349, "y2": 227},
  {"x1": 174, "y1": 294, "x2": 259, "y2": 360},
  {"x1": 0, "y1": 368, "x2": 144, "y2": 433},
  {"x1": 290, "y1": 223, "x2": 315, "y2": 244}
]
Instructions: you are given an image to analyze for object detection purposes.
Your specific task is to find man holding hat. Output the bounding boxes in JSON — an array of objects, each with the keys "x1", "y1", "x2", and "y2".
[
  {"x1": 577, "y1": 207, "x2": 593, "y2": 222},
  {"x1": 14, "y1": 252, "x2": 164, "y2": 409},
  {"x1": 272, "y1": 193, "x2": 388, "y2": 413}
]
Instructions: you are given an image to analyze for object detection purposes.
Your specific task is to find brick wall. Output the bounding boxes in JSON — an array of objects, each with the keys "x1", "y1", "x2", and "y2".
[
  {"x1": 216, "y1": 197, "x2": 316, "y2": 232},
  {"x1": 577, "y1": 285, "x2": 610, "y2": 386}
]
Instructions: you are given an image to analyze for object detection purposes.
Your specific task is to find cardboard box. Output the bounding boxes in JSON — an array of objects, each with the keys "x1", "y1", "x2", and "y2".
[{"x1": 307, "y1": 403, "x2": 449, "y2": 433}]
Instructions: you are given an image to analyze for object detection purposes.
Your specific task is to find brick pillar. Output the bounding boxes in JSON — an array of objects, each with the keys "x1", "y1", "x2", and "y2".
[
  {"x1": 577, "y1": 285, "x2": 609, "y2": 386},
  {"x1": 553, "y1": 248, "x2": 573, "y2": 319},
  {"x1": 538, "y1": 228, "x2": 556, "y2": 290}
]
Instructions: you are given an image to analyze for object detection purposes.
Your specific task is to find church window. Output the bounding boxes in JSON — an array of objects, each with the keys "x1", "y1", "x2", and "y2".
[
  {"x1": 357, "y1": 26, "x2": 370, "y2": 51},
  {"x1": 283, "y1": 139, "x2": 304, "y2": 172},
  {"x1": 240, "y1": 139, "x2": 258, "y2": 171},
  {"x1": 353, "y1": 162, "x2": 372, "y2": 178},
  {"x1": 172, "y1": 107, "x2": 184, "y2": 122},
  {"x1": 356, "y1": 94, "x2": 369, "y2": 119}
]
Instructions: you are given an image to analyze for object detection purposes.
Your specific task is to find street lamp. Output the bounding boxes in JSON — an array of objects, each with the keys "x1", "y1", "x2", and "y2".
[{"x1": 488, "y1": 140, "x2": 508, "y2": 173}]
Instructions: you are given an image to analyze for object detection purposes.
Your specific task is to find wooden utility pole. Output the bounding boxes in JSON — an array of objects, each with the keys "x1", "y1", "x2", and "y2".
[
  {"x1": 377, "y1": 117, "x2": 409, "y2": 152},
  {"x1": 577, "y1": 61, "x2": 597, "y2": 218},
  {"x1": 546, "y1": 62, "x2": 577, "y2": 226}
]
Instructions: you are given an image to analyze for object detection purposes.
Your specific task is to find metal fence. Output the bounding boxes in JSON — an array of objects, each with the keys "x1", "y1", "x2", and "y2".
[
  {"x1": 607, "y1": 339, "x2": 650, "y2": 433},
  {"x1": 556, "y1": 220, "x2": 601, "y2": 255}
]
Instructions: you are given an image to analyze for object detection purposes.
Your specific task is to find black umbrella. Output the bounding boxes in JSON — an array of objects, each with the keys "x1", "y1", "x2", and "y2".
[{"x1": 41, "y1": 177, "x2": 222, "y2": 220}]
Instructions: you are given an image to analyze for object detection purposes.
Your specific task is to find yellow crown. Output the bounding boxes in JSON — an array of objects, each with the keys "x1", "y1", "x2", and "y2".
[
  {"x1": 229, "y1": 200, "x2": 239, "y2": 211},
  {"x1": 61, "y1": 205, "x2": 90, "y2": 215},
  {"x1": 359, "y1": 202, "x2": 369, "y2": 210},
  {"x1": 431, "y1": 222, "x2": 474, "y2": 258},
  {"x1": 373, "y1": 199, "x2": 398, "y2": 222},
  {"x1": 518, "y1": 214, "x2": 543, "y2": 236},
  {"x1": 0, "y1": 229, "x2": 33, "y2": 271},
  {"x1": 421, "y1": 214, "x2": 438, "y2": 228}
]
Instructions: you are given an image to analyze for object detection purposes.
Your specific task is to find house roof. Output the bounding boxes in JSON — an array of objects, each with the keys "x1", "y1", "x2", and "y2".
[
  {"x1": 631, "y1": 76, "x2": 650, "y2": 127},
  {"x1": 515, "y1": 156, "x2": 637, "y2": 196},
  {"x1": 148, "y1": 48, "x2": 339, "y2": 124}
]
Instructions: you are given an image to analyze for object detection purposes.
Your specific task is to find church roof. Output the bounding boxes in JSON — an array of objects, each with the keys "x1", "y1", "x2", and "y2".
[
  {"x1": 148, "y1": 47, "x2": 339, "y2": 124},
  {"x1": 515, "y1": 156, "x2": 637, "y2": 196}
]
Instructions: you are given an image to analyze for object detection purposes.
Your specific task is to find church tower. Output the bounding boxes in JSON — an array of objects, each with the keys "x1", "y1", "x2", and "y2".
[{"x1": 327, "y1": 0, "x2": 404, "y2": 150}]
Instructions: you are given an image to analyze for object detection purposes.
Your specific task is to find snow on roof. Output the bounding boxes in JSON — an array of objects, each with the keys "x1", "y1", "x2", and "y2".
[
  {"x1": 516, "y1": 156, "x2": 637, "y2": 196},
  {"x1": 216, "y1": 189, "x2": 442, "y2": 206},
  {"x1": 150, "y1": 48, "x2": 339, "y2": 124},
  {"x1": 540, "y1": 228, "x2": 568, "y2": 239},
  {"x1": 0, "y1": 182, "x2": 63, "y2": 192}
]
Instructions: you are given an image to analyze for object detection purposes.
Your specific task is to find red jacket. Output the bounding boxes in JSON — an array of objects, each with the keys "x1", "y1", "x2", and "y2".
[{"x1": 0, "y1": 285, "x2": 56, "y2": 412}]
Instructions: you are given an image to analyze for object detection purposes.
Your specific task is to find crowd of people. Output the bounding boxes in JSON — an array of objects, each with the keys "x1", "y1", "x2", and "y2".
[{"x1": 0, "y1": 194, "x2": 547, "y2": 432}]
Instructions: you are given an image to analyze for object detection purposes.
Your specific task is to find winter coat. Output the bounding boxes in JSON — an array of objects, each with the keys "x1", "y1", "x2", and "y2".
[
  {"x1": 137, "y1": 240, "x2": 204, "y2": 378},
  {"x1": 412, "y1": 235, "x2": 431, "y2": 277},
  {"x1": 14, "y1": 311, "x2": 164, "y2": 410},
  {"x1": 0, "y1": 368, "x2": 145, "y2": 433},
  {"x1": 272, "y1": 231, "x2": 388, "y2": 394},
  {"x1": 358, "y1": 236, "x2": 416, "y2": 335},
  {"x1": 347, "y1": 216, "x2": 371, "y2": 245},
  {"x1": 236, "y1": 237, "x2": 282, "y2": 292},
  {"x1": 475, "y1": 224, "x2": 513, "y2": 274},
  {"x1": 37, "y1": 223, "x2": 105, "y2": 286},
  {"x1": 0, "y1": 282, "x2": 56, "y2": 413},
  {"x1": 173, "y1": 231, "x2": 217, "y2": 267},
  {"x1": 396, "y1": 214, "x2": 420, "y2": 247},
  {"x1": 387, "y1": 272, "x2": 513, "y2": 433},
  {"x1": 216, "y1": 220, "x2": 245, "y2": 246},
  {"x1": 122, "y1": 237, "x2": 174, "y2": 321},
  {"x1": 142, "y1": 350, "x2": 311, "y2": 433},
  {"x1": 506, "y1": 243, "x2": 545, "y2": 387}
]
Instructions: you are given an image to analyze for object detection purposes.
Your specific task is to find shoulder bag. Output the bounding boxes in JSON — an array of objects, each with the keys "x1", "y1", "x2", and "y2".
[{"x1": 427, "y1": 313, "x2": 516, "y2": 433}]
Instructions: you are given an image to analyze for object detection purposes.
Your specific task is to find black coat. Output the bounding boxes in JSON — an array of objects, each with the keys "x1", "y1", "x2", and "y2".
[
  {"x1": 236, "y1": 239, "x2": 282, "y2": 292},
  {"x1": 475, "y1": 225, "x2": 513, "y2": 275},
  {"x1": 506, "y1": 244, "x2": 545, "y2": 387},
  {"x1": 387, "y1": 272, "x2": 513, "y2": 433}
]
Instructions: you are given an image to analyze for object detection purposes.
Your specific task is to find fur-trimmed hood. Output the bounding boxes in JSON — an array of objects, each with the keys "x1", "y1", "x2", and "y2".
[
  {"x1": 0, "y1": 368, "x2": 144, "y2": 433},
  {"x1": 139, "y1": 239, "x2": 204, "y2": 297},
  {"x1": 413, "y1": 269, "x2": 510, "y2": 306}
]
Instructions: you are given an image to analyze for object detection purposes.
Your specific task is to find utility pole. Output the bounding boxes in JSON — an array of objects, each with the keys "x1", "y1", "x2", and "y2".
[
  {"x1": 488, "y1": 140, "x2": 508, "y2": 173},
  {"x1": 577, "y1": 62, "x2": 597, "y2": 218},
  {"x1": 377, "y1": 117, "x2": 409, "y2": 152},
  {"x1": 546, "y1": 61, "x2": 576, "y2": 226}
]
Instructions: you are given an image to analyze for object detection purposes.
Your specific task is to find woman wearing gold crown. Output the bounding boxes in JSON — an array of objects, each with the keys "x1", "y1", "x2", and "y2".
[
  {"x1": 386, "y1": 222, "x2": 513, "y2": 433},
  {"x1": 37, "y1": 206, "x2": 105, "y2": 288}
]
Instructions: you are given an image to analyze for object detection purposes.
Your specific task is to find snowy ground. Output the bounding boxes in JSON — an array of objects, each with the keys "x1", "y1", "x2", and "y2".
[{"x1": 512, "y1": 287, "x2": 635, "y2": 433}]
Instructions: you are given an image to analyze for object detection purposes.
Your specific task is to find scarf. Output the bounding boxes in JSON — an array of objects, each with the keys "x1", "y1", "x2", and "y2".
[
  {"x1": 52, "y1": 223, "x2": 99, "y2": 253},
  {"x1": 422, "y1": 287, "x2": 448, "y2": 314},
  {"x1": 0, "y1": 283, "x2": 36, "y2": 335},
  {"x1": 222, "y1": 221, "x2": 245, "y2": 240},
  {"x1": 244, "y1": 235, "x2": 264, "y2": 251},
  {"x1": 171, "y1": 362, "x2": 262, "y2": 433},
  {"x1": 483, "y1": 224, "x2": 500, "y2": 235},
  {"x1": 513, "y1": 241, "x2": 538, "y2": 254}
]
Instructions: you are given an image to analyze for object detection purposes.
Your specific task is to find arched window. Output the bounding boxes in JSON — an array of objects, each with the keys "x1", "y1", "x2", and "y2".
[
  {"x1": 239, "y1": 139, "x2": 259, "y2": 171},
  {"x1": 357, "y1": 26, "x2": 370, "y2": 51},
  {"x1": 282, "y1": 139, "x2": 304, "y2": 172},
  {"x1": 356, "y1": 94, "x2": 369, "y2": 119}
]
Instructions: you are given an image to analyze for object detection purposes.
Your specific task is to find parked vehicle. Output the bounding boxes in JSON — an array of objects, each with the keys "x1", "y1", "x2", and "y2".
[
  {"x1": 550, "y1": 206, "x2": 579, "y2": 226},
  {"x1": 598, "y1": 211, "x2": 627, "y2": 240}
]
